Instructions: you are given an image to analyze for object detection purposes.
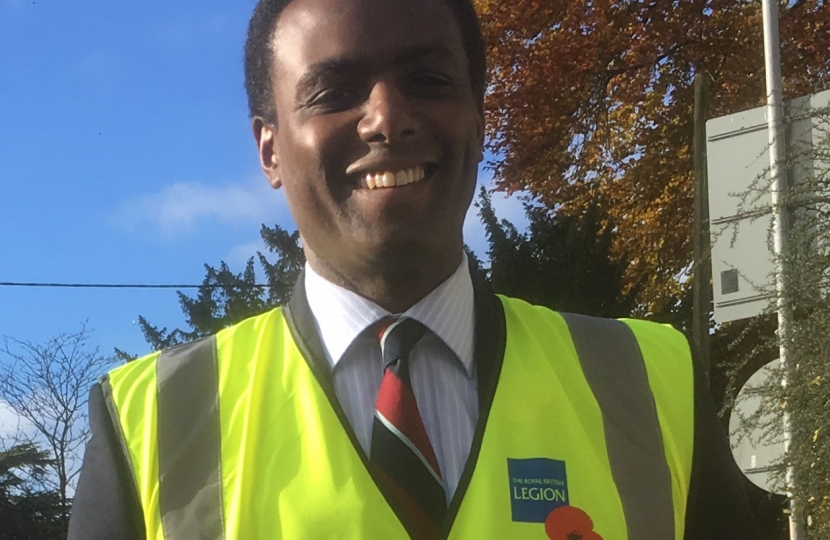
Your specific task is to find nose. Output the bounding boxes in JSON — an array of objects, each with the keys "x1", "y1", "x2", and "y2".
[{"x1": 357, "y1": 80, "x2": 419, "y2": 145}]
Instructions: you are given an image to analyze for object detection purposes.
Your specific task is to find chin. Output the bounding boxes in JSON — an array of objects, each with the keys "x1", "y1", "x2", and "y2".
[{"x1": 363, "y1": 234, "x2": 460, "y2": 271}]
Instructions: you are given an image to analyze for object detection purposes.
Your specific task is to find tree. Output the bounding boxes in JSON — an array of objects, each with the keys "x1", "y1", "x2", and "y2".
[
  {"x1": 136, "y1": 224, "x2": 304, "y2": 351},
  {"x1": 473, "y1": 0, "x2": 830, "y2": 312},
  {"x1": 726, "y1": 104, "x2": 830, "y2": 536},
  {"x1": 769, "y1": 105, "x2": 830, "y2": 537},
  {"x1": 140, "y1": 191, "x2": 643, "y2": 355},
  {"x1": 0, "y1": 442, "x2": 63, "y2": 540},
  {"x1": 0, "y1": 325, "x2": 115, "y2": 532},
  {"x1": 135, "y1": 179, "x2": 702, "y2": 354},
  {"x1": 477, "y1": 187, "x2": 640, "y2": 317}
]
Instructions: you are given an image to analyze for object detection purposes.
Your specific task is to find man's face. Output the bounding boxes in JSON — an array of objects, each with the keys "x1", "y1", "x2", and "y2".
[{"x1": 257, "y1": 0, "x2": 483, "y2": 281}]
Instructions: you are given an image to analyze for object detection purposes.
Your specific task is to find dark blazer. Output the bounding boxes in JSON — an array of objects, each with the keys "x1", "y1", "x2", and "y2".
[{"x1": 68, "y1": 277, "x2": 762, "y2": 539}]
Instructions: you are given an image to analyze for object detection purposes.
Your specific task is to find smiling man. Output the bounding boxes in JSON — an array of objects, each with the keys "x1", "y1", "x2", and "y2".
[
  {"x1": 253, "y1": 0, "x2": 484, "y2": 316},
  {"x1": 69, "y1": 1, "x2": 762, "y2": 539}
]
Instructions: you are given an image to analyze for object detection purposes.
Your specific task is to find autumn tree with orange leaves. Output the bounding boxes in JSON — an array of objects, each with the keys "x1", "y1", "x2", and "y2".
[{"x1": 473, "y1": 0, "x2": 830, "y2": 313}]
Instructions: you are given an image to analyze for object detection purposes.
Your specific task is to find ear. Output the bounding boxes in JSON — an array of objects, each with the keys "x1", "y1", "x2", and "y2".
[
  {"x1": 253, "y1": 117, "x2": 282, "y2": 190},
  {"x1": 476, "y1": 99, "x2": 485, "y2": 163}
]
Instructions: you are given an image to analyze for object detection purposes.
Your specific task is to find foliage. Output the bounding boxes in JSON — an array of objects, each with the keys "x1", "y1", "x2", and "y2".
[
  {"x1": 777, "y1": 105, "x2": 830, "y2": 537},
  {"x1": 0, "y1": 442, "x2": 63, "y2": 540},
  {"x1": 473, "y1": 0, "x2": 830, "y2": 312},
  {"x1": 136, "y1": 224, "x2": 304, "y2": 351},
  {"x1": 140, "y1": 190, "x2": 646, "y2": 357},
  {"x1": 728, "y1": 105, "x2": 830, "y2": 536},
  {"x1": 0, "y1": 325, "x2": 115, "y2": 532},
  {"x1": 0, "y1": 443, "x2": 50, "y2": 496},
  {"x1": 477, "y1": 187, "x2": 640, "y2": 317}
]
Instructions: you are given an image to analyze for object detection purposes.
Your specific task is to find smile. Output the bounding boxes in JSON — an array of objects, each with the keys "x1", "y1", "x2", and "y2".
[{"x1": 360, "y1": 165, "x2": 426, "y2": 190}]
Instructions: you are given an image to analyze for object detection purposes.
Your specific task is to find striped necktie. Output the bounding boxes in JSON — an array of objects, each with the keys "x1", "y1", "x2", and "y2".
[{"x1": 370, "y1": 317, "x2": 447, "y2": 540}]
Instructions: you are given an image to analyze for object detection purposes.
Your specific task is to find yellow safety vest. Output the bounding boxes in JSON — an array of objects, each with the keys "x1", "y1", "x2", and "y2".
[{"x1": 103, "y1": 295, "x2": 694, "y2": 540}]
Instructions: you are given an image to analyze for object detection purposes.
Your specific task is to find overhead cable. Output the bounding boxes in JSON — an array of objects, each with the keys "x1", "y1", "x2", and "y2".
[{"x1": 0, "y1": 282, "x2": 270, "y2": 290}]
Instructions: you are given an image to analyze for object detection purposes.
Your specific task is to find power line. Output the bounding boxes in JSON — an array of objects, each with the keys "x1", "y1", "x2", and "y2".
[{"x1": 0, "y1": 282, "x2": 271, "y2": 290}]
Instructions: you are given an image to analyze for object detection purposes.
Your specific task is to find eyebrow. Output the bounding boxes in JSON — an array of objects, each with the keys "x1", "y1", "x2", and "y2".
[
  {"x1": 294, "y1": 44, "x2": 463, "y2": 99},
  {"x1": 393, "y1": 44, "x2": 462, "y2": 70},
  {"x1": 295, "y1": 57, "x2": 365, "y2": 100}
]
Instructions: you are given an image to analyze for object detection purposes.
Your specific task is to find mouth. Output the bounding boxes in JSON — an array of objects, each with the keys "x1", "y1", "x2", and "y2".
[{"x1": 357, "y1": 164, "x2": 435, "y2": 190}]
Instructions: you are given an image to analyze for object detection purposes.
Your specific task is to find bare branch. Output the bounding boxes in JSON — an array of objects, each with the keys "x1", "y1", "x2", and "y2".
[{"x1": 0, "y1": 324, "x2": 116, "y2": 526}]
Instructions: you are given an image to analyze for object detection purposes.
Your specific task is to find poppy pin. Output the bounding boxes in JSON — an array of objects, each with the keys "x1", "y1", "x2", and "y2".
[{"x1": 544, "y1": 506, "x2": 603, "y2": 540}]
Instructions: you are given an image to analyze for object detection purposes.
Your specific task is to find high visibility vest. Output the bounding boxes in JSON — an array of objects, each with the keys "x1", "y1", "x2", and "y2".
[{"x1": 103, "y1": 295, "x2": 694, "y2": 540}]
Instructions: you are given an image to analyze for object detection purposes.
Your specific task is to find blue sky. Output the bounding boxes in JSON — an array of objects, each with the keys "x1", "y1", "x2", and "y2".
[{"x1": 0, "y1": 0, "x2": 528, "y2": 366}]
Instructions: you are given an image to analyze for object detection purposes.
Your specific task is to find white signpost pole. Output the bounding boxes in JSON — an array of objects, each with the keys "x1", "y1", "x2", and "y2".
[{"x1": 760, "y1": 0, "x2": 803, "y2": 538}]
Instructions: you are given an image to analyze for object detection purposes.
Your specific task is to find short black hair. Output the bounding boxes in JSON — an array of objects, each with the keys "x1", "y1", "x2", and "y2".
[{"x1": 243, "y1": 0, "x2": 486, "y2": 125}]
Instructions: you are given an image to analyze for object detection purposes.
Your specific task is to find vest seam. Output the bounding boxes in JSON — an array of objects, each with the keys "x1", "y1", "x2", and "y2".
[
  {"x1": 620, "y1": 320, "x2": 674, "y2": 538},
  {"x1": 283, "y1": 303, "x2": 373, "y2": 464},
  {"x1": 625, "y1": 321, "x2": 675, "y2": 526},
  {"x1": 628, "y1": 320, "x2": 694, "y2": 540},
  {"x1": 155, "y1": 351, "x2": 170, "y2": 540},
  {"x1": 210, "y1": 338, "x2": 227, "y2": 540},
  {"x1": 100, "y1": 375, "x2": 146, "y2": 533},
  {"x1": 436, "y1": 293, "x2": 507, "y2": 540}
]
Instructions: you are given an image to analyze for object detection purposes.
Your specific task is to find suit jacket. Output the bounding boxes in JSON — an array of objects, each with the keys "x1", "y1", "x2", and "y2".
[{"x1": 68, "y1": 276, "x2": 762, "y2": 539}]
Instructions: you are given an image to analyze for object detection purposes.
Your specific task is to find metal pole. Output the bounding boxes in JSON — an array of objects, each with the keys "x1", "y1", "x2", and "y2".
[
  {"x1": 761, "y1": 0, "x2": 804, "y2": 538},
  {"x1": 693, "y1": 73, "x2": 712, "y2": 383}
]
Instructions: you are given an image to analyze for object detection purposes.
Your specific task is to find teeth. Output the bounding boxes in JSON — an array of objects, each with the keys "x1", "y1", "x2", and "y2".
[{"x1": 362, "y1": 166, "x2": 426, "y2": 189}]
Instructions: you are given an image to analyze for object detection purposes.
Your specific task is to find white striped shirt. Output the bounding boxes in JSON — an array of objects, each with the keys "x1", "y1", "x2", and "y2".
[{"x1": 304, "y1": 255, "x2": 478, "y2": 501}]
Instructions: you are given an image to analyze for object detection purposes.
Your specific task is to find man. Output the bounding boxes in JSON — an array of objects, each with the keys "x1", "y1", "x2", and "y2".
[{"x1": 69, "y1": 0, "x2": 762, "y2": 538}]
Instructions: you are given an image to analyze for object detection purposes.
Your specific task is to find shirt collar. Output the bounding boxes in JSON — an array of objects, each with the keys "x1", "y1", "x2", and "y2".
[{"x1": 304, "y1": 253, "x2": 475, "y2": 376}]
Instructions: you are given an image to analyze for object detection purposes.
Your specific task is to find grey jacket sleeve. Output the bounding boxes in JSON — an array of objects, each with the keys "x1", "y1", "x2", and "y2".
[
  {"x1": 683, "y1": 360, "x2": 764, "y2": 539},
  {"x1": 68, "y1": 383, "x2": 145, "y2": 540}
]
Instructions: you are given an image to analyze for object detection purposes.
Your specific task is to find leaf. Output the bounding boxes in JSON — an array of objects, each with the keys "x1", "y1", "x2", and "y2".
[{"x1": 476, "y1": 0, "x2": 830, "y2": 312}]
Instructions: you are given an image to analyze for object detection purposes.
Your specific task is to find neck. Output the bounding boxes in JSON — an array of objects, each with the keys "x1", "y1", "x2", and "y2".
[{"x1": 305, "y1": 248, "x2": 463, "y2": 313}]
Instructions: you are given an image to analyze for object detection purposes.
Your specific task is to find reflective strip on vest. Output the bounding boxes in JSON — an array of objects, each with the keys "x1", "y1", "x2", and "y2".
[
  {"x1": 156, "y1": 337, "x2": 225, "y2": 540},
  {"x1": 136, "y1": 308, "x2": 684, "y2": 539},
  {"x1": 560, "y1": 313, "x2": 675, "y2": 539}
]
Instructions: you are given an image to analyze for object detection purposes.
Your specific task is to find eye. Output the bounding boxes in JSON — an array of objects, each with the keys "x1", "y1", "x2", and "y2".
[
  {"x1": 310, "y1": 88, "x2": 349, "y2": 104},
  {"x1": 412, "y1": 73, "x2": 449, "y2": 85},
  {"x1": 407, "y1": 72, "x2": 453, "y2": 98},
  {"x1": 307, "y1": 87, "x2": 360, "y2": 111}
]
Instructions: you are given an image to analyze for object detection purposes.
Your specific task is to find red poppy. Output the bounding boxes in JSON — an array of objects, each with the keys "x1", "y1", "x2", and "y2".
[{"x1": 544, "y1": 506, "x2": 603, "y2": 540}]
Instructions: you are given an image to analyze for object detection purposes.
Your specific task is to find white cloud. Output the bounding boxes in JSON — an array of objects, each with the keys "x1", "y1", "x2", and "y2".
[
  {"x1": 0, "y1": 400, "x2": 32, "y2": 440},
  {"x1": 114, "y1": 177, "x2": 286, "y2": 238}
]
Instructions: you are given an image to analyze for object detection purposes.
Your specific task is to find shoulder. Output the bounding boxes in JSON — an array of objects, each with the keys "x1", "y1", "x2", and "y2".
[
  {"x1": 618, "y1": 318, "x2": 691, "y2": 360},
  {"x1": 497, "y1": 295, "x2": 690, "y2": 358},
  {"x1": 107, "y1": 307, "x2": 287, "y2": 382}
]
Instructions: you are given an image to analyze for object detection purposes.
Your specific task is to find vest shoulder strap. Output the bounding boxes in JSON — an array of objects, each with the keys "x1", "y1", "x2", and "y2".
[
  {"x1": 559, "y1": 312, "x2": 676, "y2": 540},
  {"x1": 156, "y1": 336, "x2": 225, "y2": 540}
]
